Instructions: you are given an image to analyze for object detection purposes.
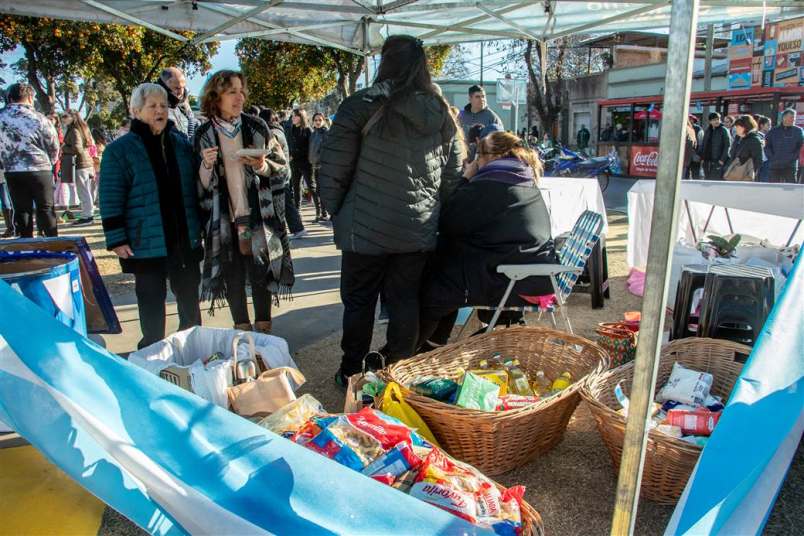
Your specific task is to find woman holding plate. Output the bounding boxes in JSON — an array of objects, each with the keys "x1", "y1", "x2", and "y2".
[{"x1": 195, "y1": 70, "x2": 294, "y2": 334}]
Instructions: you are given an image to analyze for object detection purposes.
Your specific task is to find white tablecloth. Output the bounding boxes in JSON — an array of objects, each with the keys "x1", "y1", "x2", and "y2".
[
  {"x1": 627, "y1": 180, "x2": 804, "y2": 269},
  {"x1": 539, "y1": 176, "x2": 608, "y2": 238}
]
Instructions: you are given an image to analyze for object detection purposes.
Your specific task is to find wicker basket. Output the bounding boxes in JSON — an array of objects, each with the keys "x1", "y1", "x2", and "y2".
[
  {"x1": 581, "y1": 337, "x2": 750, "y2": 504},
  {"x1": 515, "y1": 491, "x2": 544, "y2": 536},
  {"x1": 386, "y1": 326, "x2": 609, "y2": 475}
]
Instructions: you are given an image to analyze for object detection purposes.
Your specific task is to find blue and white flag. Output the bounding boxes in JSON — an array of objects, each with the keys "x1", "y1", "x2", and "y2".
[
  {"x1": 665, "y1": 257, "x2": 804, "y2": 535},
  {"x1": 0, "y1": 279, "x2": 486, "y2": 535}
]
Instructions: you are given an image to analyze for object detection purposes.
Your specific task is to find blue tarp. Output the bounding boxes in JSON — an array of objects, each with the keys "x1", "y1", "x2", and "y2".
[
  {"x1": 0, "y1": 279, "x2": 487, "y2": 535},
  {"x1": 665, "y1": 257, "x2": 804, "y2": 535}
]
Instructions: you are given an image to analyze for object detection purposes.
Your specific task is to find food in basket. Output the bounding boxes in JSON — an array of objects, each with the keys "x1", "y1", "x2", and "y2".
[
  {"x1": 655, "y1": 424, "x2": 683, "y2": 438},
  {"x1": 530, "y1": 371, "x2": 552, "y2": 397},
  {"x1": 361, "y1": 442, "x2": 423, "y2": 485},
  {"x1": 306, "y1": 415, "x2": 387, "y2": 470},
  {"x1": 455, "y1": 372, "x2": 500, "y2": 411},
  {"x1": 550, "y1": 372, "x2": 573, "y2": 392},
  {"x1": 496, "y1": 395, "x2": 541, "y2": 411},
  {"x1": 412, "y1": 377, "x2": 460, "y2": 402},
  {"x1": 468, "y1": 369, "x2": 510, "y2": 396},
  {"x1": 503, "y1": 359, "x2": 534, "y2": 396},
  {"x1": 666, "y1": 408, "x2": 721, "y2": 436},
  {"x1": 656, "y1": 362, "x2": 714, "y2": 406}
]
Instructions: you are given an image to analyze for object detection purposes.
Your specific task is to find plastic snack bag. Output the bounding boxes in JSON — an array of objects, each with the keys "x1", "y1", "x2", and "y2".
[
  {"x1": 257, "y1": 394, "x2": 325, "y2": 436},
  {"x1": 412, "y1": 377, "x2": 460, "y2": 402},
  {"x1": 455, "y1": 372, "x2": 500, "y2": 411},
  {"x1": 656, "y1": 362, "x2": 714, "y2": 406},
  {"x1": 468, "y1": 369, "x2": 510, "y2": 396},
  {"x1": 305, "y1": 415, "x2": 386, "y2": 471},
  {"x1": 495, "y1": 395, "x2": 540, "y2": 411},
  {"x1": 361, "y1": 441, "x2": 423, "y2": 485}
]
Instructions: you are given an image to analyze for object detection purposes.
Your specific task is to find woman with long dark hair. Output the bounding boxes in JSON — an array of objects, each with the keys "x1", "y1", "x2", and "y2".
[
  {"x1": 288, "y1": 109, "x2": 313, "y2": 210},
  {"x1": 319, "y1": 34, "x2": 464, "y2": 386},
  {"x1": 195, "y1": 71, "x2": 294, "y2": 334},
  {"x1": 308, "y1": 112, "x2": 329, "y2": 222},
  {"x1": 61, "y1": 110, "x2": 96, "y2": 224}
]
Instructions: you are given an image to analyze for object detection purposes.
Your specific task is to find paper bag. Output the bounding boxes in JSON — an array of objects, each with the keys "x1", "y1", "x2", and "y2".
[{"x1": 228, "y1": 367, "x2": 306, "y2": 418}]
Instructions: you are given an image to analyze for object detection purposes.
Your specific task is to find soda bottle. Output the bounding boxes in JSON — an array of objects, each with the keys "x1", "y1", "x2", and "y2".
[
  {"x1": 531, "y1": 370, "x2": 552, "y2": 396},
  {"x1": 504, "y1": 359, "x2": 534, "y2": 396},
  {"x1": 551, "y1": 372, "x2": 572, "y2": 392}
]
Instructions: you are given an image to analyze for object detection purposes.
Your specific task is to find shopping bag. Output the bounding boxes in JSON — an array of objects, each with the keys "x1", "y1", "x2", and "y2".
[
  {"x1": 379, "y1": 382, "x2": 440, "y2": 447},
  {"x1": 228, "y1": 367, "x2": 307, "y2": 418},
  {"x1": 343, "y1": 352, "x2": 385, "y2": 413}
]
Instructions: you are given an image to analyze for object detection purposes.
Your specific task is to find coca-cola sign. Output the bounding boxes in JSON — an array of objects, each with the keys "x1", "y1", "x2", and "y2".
[{"x1": 630, "y1": 146, "x2": 659, "y2": 177}]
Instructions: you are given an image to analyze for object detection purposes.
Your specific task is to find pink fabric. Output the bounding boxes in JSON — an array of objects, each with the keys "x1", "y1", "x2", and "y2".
[
  {"x1": 518, "y1": 294, "x2": 557, "y2": 309},
  {"x1": 627, "y1": 268, "x2": 646, "y2": 297}
]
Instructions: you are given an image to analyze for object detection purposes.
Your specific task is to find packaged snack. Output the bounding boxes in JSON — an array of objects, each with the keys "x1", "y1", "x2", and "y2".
[
  {"x1": 496, "y1": 394, "x2": 540, "y2": 411},
  {"x1": 657, "y1": 362, "x2": 714, "y2": 406},
  {"x1": 614, "y1": 381, "x2": 660, "y2": 418},
  {"x1": 503, "y1": 359, "x2": 534, "y2": 396},
  {"x1": 257, "y1": 394, "x2": 325, "y2": 436},
  {"x1": 412, "y1": 378, "x2": 460, "y2": 402},
  {"x1": 361, "y1": 442, "x2": 423, "y2": 485},
  {"x1": 468, "y1": 369, "x2": 509, "y2": 396},
  {"x1": 306, "y1": 415, "x2": 386, "y2": 471},
  {"x1": 291, "y1": 415, "x2": 337, "y2": 446},
  {"x1": 666, "y1": 408, "x2": 721, "y2": 436},
  {"x1": 348, "y1": 407, "x2": 425, "y2": 449},
  {"x1": 455, "y1": 372, "x2": 500, "y2": 411},
  {"x1": 655, "y1": 424, "x2": 683, "y2": 438},
  {"x1": 392, "y1": 469, "x2": 419, "y2": 493}
]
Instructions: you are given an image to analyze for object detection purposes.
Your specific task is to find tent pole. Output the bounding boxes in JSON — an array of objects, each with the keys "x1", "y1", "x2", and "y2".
[
  {"x1": 363, "y1": 18, "x2": 371, "y2": 87},
  {"x1": 610, "y1": 1, "x2": 699, "y2": 534}
]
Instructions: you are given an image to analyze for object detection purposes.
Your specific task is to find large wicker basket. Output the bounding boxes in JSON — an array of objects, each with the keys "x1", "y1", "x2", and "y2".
[
  {"x1": 581, "y1": 337, "x2": 750, "y2": 504},
  {"x1": 387, "y1": 326, "x2": 608, "y2": 475}
]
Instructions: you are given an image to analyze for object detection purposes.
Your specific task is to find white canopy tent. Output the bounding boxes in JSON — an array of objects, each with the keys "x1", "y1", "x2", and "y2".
[{"x1": 0, "y1": 0, "x2": 800, "y2": 55}]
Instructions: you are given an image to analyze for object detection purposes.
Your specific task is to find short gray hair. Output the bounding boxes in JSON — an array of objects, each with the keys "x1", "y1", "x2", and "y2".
[
  {"x1": 129, "y1": 83, "x2": 167, "y2": 115},
  {"x1": 781, "y1": 108, "x2": 796, "y2": 118}
]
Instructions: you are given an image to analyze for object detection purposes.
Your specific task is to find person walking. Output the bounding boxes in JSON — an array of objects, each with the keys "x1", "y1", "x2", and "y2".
[
  {"x1": 259, "y1": 108, "x2": 307, "y2": 238},
  {"x1": 699, "y1": 112, "x2": 732, "y2": 180},
  {"x1": 308, "y1": 112, "x2": 329, "y2": 222},
  {"x1": 0, "y1": 83, "x2": 60, "y2": 237},
  {"x1": 61, "y1": 111, "x2": 96, "y2": 224},
  {"x1": 287, "y1": 109, "x2": 313, "y2": 211},
  {"x1": 195, "y1": 70, "x2": 294, "y2": 334},
  {"x1": 156, "y1": 67, "x2": 197, "y2": 140},
  {"x1": 765, "y1": 109, "x2": 804, "y2": 183},
  {"x1": 723, "y1": 115, "x2": 763, "y2": 182},
  {"x1": 319, "y1": 34, "x2": 464, "y2": 386},
  {"x1": 576, "y1": 124, "x2": 591, "y2": 154},
  {"x1": 456, "y1": 85, "x2": 503, "y2": 139},
  {"x1": 99, "y1": 83, "x2": 204, "y2": 349}
]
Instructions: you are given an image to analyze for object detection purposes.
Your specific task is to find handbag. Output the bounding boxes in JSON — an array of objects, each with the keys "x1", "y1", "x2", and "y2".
[
  {"x1": 723, "y1": 157, "x2": 754, "y2": 181},
  {"x1": 344, "y1": 351, "x2": 385, "y2": 413},
  {"x1": 596, "y1": 321, "x2": 639, "y2": 368},
  {"x1": 227, "y1": 332, "x2": 306, "y2": 418}
]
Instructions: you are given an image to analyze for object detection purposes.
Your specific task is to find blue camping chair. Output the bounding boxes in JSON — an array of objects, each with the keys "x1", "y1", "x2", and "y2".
[{"x1": 456, "y1": 210, "x2": 605, "y2": 337}]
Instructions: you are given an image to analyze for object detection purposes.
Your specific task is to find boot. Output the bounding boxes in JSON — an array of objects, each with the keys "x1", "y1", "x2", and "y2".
[
  {"x1": 1, "y1": 209, "x2": 15, "y2": 238},
  {"x1": 254, "y1": 320, "x2": 272, "y2": 334},
  {"x1": 234, "y1": 322, "x2": 253, "y2": 332}
]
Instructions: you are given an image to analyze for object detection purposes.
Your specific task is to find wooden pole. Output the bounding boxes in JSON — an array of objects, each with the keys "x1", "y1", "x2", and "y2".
[{"x1": 610, "y1": 1, "x2": 700, "y2": 534}]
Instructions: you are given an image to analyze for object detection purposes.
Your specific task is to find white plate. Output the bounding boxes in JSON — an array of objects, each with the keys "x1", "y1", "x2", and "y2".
[{"x1": 236, "y1": 148, "x2": 270, "y2": 157}]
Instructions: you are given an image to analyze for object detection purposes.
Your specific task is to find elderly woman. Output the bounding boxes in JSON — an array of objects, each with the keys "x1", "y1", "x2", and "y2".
[
  {"x1": 195, "y1": 70, "x2": 294, "y2": 334},
  {"x1": 99, "y1": 83, "x2": 203, "y2": 349}
]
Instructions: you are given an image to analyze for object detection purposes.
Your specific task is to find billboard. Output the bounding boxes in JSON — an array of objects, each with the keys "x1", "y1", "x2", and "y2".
[
  {"x1": 727, "y1": 17, "x2": 804, "y2": 89},
  {"x1": 630, "y1": 146, "x2": 659, "y2": 177}
]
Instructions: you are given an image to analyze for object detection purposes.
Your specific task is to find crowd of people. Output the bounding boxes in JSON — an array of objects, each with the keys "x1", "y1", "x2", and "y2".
[{"x1": 0, "y1": 33, "x2": 801, "y2": 387}]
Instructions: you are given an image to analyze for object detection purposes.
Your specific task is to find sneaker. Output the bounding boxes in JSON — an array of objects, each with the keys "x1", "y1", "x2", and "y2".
[
  {"x1": 290, "y1": 229, "x2": 309, "y2": 240},
  {"x1": 61, "y1": 211, "x2": 76, "y2": 222},
  {"x1": 72, "y1": 217, "x2": 94, "y2": 225},
  {"x1": 334, "y1": 369, "x2": 349, "y2": 391}
]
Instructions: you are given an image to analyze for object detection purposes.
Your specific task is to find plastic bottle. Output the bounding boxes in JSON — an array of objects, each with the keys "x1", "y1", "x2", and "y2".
[
  {"x1": 551, "y1": 372, "x2": 573, "y2": 392},
  {"x1": 531, "y1": 370, "x2": 552, "y2": 397},
  {"x1": 504, "y1": 359, "x2": 534, "y2": 396}
]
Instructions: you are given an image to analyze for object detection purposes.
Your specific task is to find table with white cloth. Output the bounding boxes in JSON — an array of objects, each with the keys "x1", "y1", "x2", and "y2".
[
  {"x1": 540, "y1": 176, "x2": 610, "y2": 308},
  {"x1": 627, "y1": 180, "x2": 804, "y2": 270}
]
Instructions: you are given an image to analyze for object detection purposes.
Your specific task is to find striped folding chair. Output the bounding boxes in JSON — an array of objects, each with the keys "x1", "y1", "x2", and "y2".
[{"x1": 456, "y1": 210, "x2": 605, "y2": 337}]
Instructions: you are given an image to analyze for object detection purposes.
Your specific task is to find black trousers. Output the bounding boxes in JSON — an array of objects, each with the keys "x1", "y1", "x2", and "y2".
[
  {"x1": 225, "y1": 226, "x2": 272, "y2": 325},
  {"x1": 703, "y1": 160, "x2": 723, "y2": 180},
  {"x1": 768, "y1": 166, "x2": 798, "y2": 184},
  {"x1": 283, "y1": 184, "x2": 304, "y2": 234},
  {"x1": 291, "y1": 160, "x2": 317, "y2": 211},
  {"x1": 5, "y1": 170, "x2": 58, "y2": 237},
  {"x1": 310, "y1": 166, "x2": 327, "y2": 217},
  {"x1": 134, "y1": 262, "x2": 201, "y2": 350},
  {"x1": 340, "y1": 251, "x2": 428, "y2": 376}
]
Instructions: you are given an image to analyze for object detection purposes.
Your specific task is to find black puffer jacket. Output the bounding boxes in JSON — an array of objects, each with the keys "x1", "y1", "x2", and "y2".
[
  {"x1": 288, "y1": 125, "x2": 311, "y2": 161},
  {"x1": 700, "y1": 124, "x2": 732, "y2": 163},
  {"x1": 319, "y1": 81, "x2": 464, "y2": 255},
  {"x1": 423, "y1": 157, "x2": 558, "y2": 309},
  {"x1": 728, "y1": 131, "x2": 764, "y2": 179}
]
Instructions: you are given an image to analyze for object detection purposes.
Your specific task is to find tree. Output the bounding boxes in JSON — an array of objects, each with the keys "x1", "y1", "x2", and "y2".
[
  {"x1": 236, "y1": 39, "x2": 336, "y2": 109},
  {"x1": 439, "y1": 44, "x2": 470, "y2": 79},
  {"x1": 425, "y1": 45, "x2": 452, "y2": 77},
  {"x1": 327, "y1": 49, "x2": 365, "y2": 101}
]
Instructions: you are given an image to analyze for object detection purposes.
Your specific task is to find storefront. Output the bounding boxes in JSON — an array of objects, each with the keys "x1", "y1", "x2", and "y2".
[{"x1": 597, "y1": 86, "x2": 804, "y2": 177}]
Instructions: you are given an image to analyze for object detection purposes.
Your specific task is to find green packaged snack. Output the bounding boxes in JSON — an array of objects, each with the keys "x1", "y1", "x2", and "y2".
[
  {"x1": 412, "y1": 378, "x2": 460, "y2": 402},
  {"x1": 455, "y1": 372, "x2": 500, "y2": 411}
]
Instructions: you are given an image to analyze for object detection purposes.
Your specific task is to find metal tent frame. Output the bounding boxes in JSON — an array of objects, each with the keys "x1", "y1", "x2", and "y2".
[{"x1": 0, "y1": 1, "x2": 799, "y2": 534}]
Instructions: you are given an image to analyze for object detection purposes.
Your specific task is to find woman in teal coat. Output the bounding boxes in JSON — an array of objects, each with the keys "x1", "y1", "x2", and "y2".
[{"x1": 99, "y1": 83, "x2": 203, "y2": 349}]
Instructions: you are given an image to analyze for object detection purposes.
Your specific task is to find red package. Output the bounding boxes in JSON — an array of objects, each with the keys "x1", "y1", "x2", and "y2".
[
  {"x1": 666, "y1": 408, "x2": 721, "y2": 436},
  {"x1": 346, "y1": 407, "x2": 415, "y2": 450},
  {"x1": 496, "y1": 395, "x2": 540, "y2": 411}
]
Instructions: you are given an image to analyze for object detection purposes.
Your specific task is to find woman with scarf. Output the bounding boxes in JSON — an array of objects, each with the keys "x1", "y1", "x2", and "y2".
[
  {"x1": 417, "y1": 131, "x2": 558, "y2": 350},
  {"x1": 99, "y1": 83, "x2": 203, "y2": 349},
  {"x1": 195, "y1": 70, "x2": 294, "y2": 334}
]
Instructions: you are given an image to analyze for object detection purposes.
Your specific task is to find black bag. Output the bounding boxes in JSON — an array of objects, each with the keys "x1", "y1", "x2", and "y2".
[{"x1": 60, "y1": 154, "x2": 76, "y2": 184}]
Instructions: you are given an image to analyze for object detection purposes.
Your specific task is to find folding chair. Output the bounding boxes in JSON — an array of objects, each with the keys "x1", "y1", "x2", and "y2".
[{"x1": 456, "y1": 210, "x2": 605, "y2": 337}]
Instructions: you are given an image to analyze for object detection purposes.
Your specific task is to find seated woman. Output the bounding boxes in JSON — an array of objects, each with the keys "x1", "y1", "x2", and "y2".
[{"x1": 419, "y1": 131, "x2": 558, "y2": 350}]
